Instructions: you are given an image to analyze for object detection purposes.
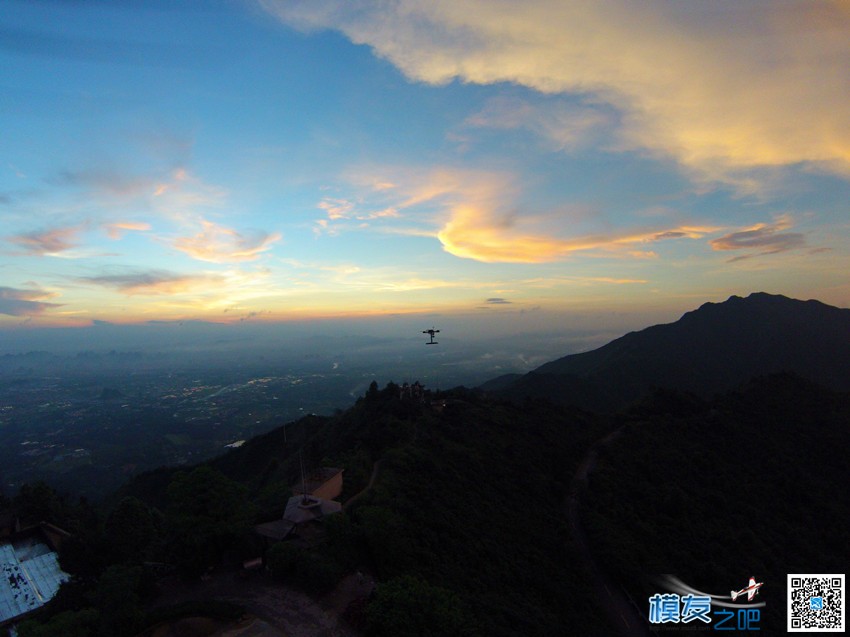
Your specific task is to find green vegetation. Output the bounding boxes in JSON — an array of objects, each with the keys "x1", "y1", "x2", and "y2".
[
  {"x1": 5, "y1": 373, "x2": 849, "y2": 635},
  {"x1": 267, "y1": 541, "x2": 342, "y2": 594},
  {"x1": 582, "y1": 373, "x2": 850, "y2": 634},
  {"x1": 366, "y1": 575, "x2": 475, "y2": 637}
]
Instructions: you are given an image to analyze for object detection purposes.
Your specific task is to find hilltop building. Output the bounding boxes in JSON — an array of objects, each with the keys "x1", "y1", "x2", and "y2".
[
  {"x1": 255, "y1": 467, "x2": 344, "y2": 543},
  {"x1": 291, "y1": 467, "x2": 343, "y2": 501},
  {"x1": 0, "y1": 523, "x2": 70, "y2": 628},
  {"x1": 400, "y1": 381, "x2": 426, "y2": 402}
]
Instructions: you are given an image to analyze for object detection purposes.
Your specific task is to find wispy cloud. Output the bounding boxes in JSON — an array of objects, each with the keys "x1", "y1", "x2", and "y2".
[
  {"x1": 322, "y1": 165, "x2": 718, "y2": 263},
  {"x1": 463, "y1": 95, "x2": 615, "y2": 152},
  {"x1": 104, "y1": 221, "x2": 152, "y2": 239},
  {"x1": 374, "y1": 277, "x2": 465, "y2": 292},
  {"x1": 263, "y1": 1, "x2": 850, "y2": 187},
  {"x1": 709, "y1": 217, "x2": 806, "y2": 261},
  {"x1": 7, "y1": 226, "x2": 81, "y2": 256},
  {"x1": 172, "y1": 219, "x2": 281, "y2": 263},
  {"x1": 518, "y1": 276, "x2": 648, "y2": 289},
  {"x1": 152, "y1": 168, "x2": 227, "y2": 216},
  {"x1": 56, "y1": 166, "x2": 228, "y2": 224},
  {"x1": 77, "y1": 267, "x2": 275, "y2": 313},
  {"x1": 57, "y1": 170, "x2": 155, "y2": 199},
  {"x1": 0, "y1": 286, "x2": 62, "y2": 316},
  {"x1": 485, "y1": 297, "x2": 512, "y2": 304},
  {"x1": 78, "y1": 270, "x2": 225, "y2": 295},
  {"x1": 314, "y1": 196, "x2": 400, "y2": 235},
  {"x1": 318, "y1": 198, "x2": 355, "y2": 220}
]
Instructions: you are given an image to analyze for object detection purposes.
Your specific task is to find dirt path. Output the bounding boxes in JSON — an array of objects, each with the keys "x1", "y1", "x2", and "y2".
[
  {"x1": 566, "y1": 426, "x2": 653, "y2": 637},
  {"x1": 342, "y1": 460, "x2": 383, "y2": 511}
]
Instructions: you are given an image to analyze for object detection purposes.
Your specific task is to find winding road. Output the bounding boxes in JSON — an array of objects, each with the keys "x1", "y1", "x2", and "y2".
[
  {"x1": 342, "y1": 460, "x2": 383, "y2": 512},
  {"x1": 565, "y1": 426, "x2": 654, "y2": 637}
]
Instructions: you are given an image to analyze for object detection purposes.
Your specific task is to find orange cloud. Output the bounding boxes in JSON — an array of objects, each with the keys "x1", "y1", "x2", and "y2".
[
  {"x1": 104, "y1": 221, "x2": 152, "y2": 239},
  {"x1": 333, "y1": 165, "x2": 719, "y2": 263},
  {"x1": 172, "y1": 219, "x2": 281, "y2": 263},
  {"x1": 437, "y1": 205, "x2": 717, "y2": 263}
]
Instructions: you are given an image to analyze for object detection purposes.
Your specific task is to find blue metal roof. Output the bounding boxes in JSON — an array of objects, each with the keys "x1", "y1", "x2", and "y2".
[{"x1": 0, "y1": 541, "x2": 68, "y2": 624}]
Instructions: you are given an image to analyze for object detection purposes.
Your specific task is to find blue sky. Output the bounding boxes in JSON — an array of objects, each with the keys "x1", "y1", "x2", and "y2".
[{"x1": 2, "y1": 0, "x2": 849, "y2": 342}]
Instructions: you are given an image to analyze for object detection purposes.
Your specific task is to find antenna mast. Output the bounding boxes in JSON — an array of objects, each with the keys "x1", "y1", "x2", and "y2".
[{"x1": 299, "y1": 450, "x2": 308, "y2": 503}]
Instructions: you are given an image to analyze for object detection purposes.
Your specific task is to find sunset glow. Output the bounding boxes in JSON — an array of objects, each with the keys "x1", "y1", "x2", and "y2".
[{"x1": 2, "y1": 0, "x2": 849, "y2": 335}]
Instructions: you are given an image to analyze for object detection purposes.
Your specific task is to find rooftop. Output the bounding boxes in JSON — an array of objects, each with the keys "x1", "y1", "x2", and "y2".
[
  {"x1": 293, "y1": 467, "x2": 343, "y2": 497},
  {"x1": 0, "y1": 535, "x2": 69, "y2": 625}
]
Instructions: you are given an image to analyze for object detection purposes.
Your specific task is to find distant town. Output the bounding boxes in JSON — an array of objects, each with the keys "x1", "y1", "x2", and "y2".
[{"x1": 0, "y1": 367, "x2": 372, "y2": 499}]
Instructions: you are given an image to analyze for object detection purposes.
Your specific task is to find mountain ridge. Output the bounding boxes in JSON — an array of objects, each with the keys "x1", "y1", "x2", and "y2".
[{"x1": 486, "y1": 292, "x2": 850, "y2": 411}]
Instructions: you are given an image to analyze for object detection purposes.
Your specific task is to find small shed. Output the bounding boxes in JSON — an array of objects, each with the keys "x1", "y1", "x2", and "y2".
[
  {"x1": 283, "y1": 494, "x2": 342, "y2": 526},
  {"x1": 254, "y1": 519, "x2": 297, "y2": 542}
]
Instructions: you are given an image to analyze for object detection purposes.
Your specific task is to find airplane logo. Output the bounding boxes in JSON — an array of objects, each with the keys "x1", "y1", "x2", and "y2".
[
  {"x1": 423, "y1": 328, "x2": 440, "y2": 345},
  {"x1": 731, "y1": 577, "x2": 763, "y2": 602}
]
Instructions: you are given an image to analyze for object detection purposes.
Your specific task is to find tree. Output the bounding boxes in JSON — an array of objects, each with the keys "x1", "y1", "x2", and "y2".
[
  {"x1": 104, "y1": 497, "x2": 156, "y2": 563},
  {"x1": 95, "y1": 565, "x2": 145, "y2": 637},
  {"x1": 165, "y1": 466, "x2": 255, "y2": 576},
  {"x1": 14, "y1": 481, "x2": 61, "y2": 524},
  {"x1": 366, "y1": 575, "x2": 477, "y2": 637},
  {"x1": 16, "y1": 609, "x2": 99, "y2": 637}
]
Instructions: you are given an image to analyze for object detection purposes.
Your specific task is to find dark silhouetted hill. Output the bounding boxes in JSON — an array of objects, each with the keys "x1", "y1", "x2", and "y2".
[
  {"x1": 488, "y1": 292, "x2": 850, "y2": 411},
  {"x1": 582, "y1": 372, "x2": 850, "y2": 635},
  {"x1": 17, "y1": 371, "x2": 850, "y2": 636}
]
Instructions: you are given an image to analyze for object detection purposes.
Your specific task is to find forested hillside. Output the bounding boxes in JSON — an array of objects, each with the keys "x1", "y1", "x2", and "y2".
[{"x1": 5, "y1": 374, "x2": 848, "y2": 636}]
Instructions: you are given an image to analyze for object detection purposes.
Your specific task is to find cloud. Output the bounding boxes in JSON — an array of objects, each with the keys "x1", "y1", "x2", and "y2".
[
  {"x1": 0, "y1": 286, "x2": 62, "y2": 316},
  {"x1": 104, "y1": 221, "x2": 152, "y2": 239},
  {"x1": 79, "y1": 270, "x2": 226, "y2": 295},
  {"x1": 463, "y1": 95, "x2": 615, "y2": 151},
  {"x1": 560, "y1": 277, "x2": 649, "y2": 285},
  {"x1": 172, "y1": 219, "x2": 281, "y2": 263},
  {"x1": 375, "y1": 277, "x2": 464, "y2": 292},
  {"x1": 485, "y1": 297, "x2": 512, "y2": 304},
  {"x1": 7, "y1": 226, "x2": 80, "y2": 256},
  {"x1": 263, "y1": 1, "x2": 850, "y2": 184},
  {"x1": 653, "y1": 231, "x2": 688, "y2": 240},
  {"x1": 437, "y1": 205, "x2": 716, "y2": 263},
  {"x1": 709, "y1": 217, "x2": 806, "y2": 261},
  {"x1": 330, "y1": 164, "x2": 718, "y2": 263},
  {"x1": 57, "y1": 170, "x2": 155, "y2": 199},
  {"x1": 519, "y1": 276, "x2": 648, "y2": 289},
  {"x1": 151, "y1": 168, "x2": 230, "y2": 218},
  {"x1": 314, "y1": 196, "x2": 400, "y2": 235},
  {"x1": 57, "y1": 166, "x2": 227, "y2": 224},
  {"x1": 318, "y1": 198, "x2": 356, "y2": 220}
]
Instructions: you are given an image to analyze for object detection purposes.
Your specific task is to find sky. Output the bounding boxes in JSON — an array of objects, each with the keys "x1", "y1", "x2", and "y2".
[{"x1": 2, "y1": 0, "x2": 850, "y2": 347}]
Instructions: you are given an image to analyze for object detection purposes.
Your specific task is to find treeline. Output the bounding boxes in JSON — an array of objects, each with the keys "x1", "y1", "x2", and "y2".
[
  {"x1": 4, "y1": 382, "x2": 615, "y2": 636},
  {"x1": 2, "y1": 466, "x2": 255, "y2": 637},
  {"x1": 10, "y1": 375, "x2": 841, "y2": 636}
]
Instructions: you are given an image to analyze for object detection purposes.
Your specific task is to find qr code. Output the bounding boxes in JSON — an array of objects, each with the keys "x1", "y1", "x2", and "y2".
[{"x1": 788, "y1": 574, "x2": 845, "y2": 632}]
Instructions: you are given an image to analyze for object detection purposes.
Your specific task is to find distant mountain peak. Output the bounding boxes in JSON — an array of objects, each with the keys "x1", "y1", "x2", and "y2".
[{"x1": 486, "y1": 292, "x2": 850, "y2": 412}]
